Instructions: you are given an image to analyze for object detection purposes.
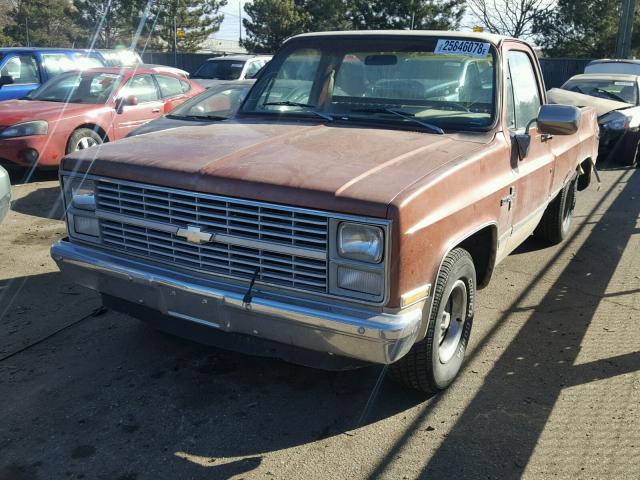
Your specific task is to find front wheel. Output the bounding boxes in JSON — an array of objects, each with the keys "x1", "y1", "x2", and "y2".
[
  {"x1": 66, "y1": 128, "x2": 103, "y2": 154},
  {"x1": 390, "y1": 248, "x2": 476, "y2": 393}
]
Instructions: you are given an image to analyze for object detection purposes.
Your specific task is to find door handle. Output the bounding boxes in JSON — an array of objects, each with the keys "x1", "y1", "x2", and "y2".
[
  {"x1": 541, "y1": 133, "x2": 553, "y2": 143},
  {"x1": 152, "y1": 108, "x2": 161, "y2": 113}
]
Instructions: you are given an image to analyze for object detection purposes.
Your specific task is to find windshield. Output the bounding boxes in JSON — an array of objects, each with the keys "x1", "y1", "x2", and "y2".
[
  {"x1": 26, "y1": 71, "x2": 121, "y2": 104},
  {"x1": 170, "y1": 84, "x2": 251, "y2": 119},
  {"x1": 241, "y1": 37, "x2": 496, "y2": 131},
  {"x1": 563, "y1": 78, "x2": 638, "y2": 105},
  {"x1": 193, "y1": 59, "x2": 245, "y2": 80}
]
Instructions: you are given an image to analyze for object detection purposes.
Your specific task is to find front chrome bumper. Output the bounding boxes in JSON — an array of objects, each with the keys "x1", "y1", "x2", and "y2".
[{"x1": 51, "y1": 240, "x2": 423, "y2": 365}]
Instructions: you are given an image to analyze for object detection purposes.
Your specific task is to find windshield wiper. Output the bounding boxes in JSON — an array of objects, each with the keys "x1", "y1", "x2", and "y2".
[
  {"x1": 168, "y1": 114, "x2": 227, "y2": 121},
  {"x1": 262, "y1": 101, "x2": 334, "y2": 122},
  {"x1": 351, "y1": 108, "x2": 445, "y2": 135}
]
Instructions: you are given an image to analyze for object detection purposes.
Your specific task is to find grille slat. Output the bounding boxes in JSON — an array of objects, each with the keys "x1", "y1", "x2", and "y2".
[{"x1": 95, "y1": 180, "x2": 329, "y2": 293}]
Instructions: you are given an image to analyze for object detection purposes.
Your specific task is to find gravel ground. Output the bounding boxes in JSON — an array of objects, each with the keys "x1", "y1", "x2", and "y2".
[{"x1": 0, "y1": 168, "x2": 638, "y2": 480}]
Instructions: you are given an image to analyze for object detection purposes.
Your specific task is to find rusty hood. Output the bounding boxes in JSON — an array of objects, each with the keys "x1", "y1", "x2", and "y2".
[{"x1": 62, "y1": 120, "x2": 489, "y2": 217}]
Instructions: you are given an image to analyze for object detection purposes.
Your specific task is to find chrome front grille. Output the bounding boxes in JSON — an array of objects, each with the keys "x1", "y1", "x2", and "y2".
[{"x1": 94, "y1": 179, "x2": 329, "y2": 293}]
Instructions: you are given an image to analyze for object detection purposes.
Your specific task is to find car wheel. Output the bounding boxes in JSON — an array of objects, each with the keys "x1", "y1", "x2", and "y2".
[
  {"x1": 66, "y1": 128, "x2": 103, "y2": 154},
  {"x1": 534, "y1": 175, "x2": 578, "y2": 245},
  {"x1": 390, "y1": 248, "x2": 476, "y2": 393}
]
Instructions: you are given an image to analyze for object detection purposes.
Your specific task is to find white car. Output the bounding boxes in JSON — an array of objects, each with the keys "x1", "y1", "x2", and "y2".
[
  {"x1": 191, "y1": 55, "x2": 271, "y2": 88},
  {"x1": 0, "y1": 166, "x2": 10, "y2": 223}
]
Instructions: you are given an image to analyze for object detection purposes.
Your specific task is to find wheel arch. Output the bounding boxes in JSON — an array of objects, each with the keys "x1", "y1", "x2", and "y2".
[
  {"x1": 417, "y1": 222, "x2": 498, "y2": 342},
  {"x1": 577, "y1": 157, "x2": 594, "y2": 191}
]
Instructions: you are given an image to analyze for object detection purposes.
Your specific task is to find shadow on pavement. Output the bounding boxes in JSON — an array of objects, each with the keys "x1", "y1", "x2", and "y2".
[
  {"x1": 6, "y1": 166, "x2": 58, "y2": 186},
  {"x1": 0, "y1": 269, "x2": 427, "y2": 479},
  {"x1": 10, "y1": 186, "x2": 64, "y2": 220},
  {"x1": 367, "y1": 168, "x2": 640, "y2": 479}
]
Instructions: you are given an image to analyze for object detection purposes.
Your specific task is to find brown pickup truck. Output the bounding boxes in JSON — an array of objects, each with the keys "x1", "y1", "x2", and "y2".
[{"x1": 51, "y1": 31, "x2": 599, "y2": 393}]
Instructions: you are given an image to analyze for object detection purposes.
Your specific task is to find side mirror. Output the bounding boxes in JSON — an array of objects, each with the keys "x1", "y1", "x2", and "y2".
[
  {"x1": 115, "y1": 95, "x2": 138, "y2": 114},
  {"x1": 514, "y1": 104, "x2": 582, "y2": 160},
  {"x1": 0, "y1": 75, "x2": 14, "y2": 88},
  {"x1": 537, "y1": 104, "x2": 581, "y2": 136}
]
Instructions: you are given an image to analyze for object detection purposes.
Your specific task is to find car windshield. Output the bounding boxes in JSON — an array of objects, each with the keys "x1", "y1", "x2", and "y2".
[
  {"x1": 193, "y1": 59, "x2": 245, "y2": 80},
  {"x1": 241, "y1": 37, "x2": 497, "y2": 131},
  {"x1": 170, "y1": 84, "x2": 251, "y2": 119},
  {"x1": 26, "y1": 71, "x2": 122, "y2": 104},
  {"x1": 563, "y1": 78, "x2": 638, "y2": 104}
]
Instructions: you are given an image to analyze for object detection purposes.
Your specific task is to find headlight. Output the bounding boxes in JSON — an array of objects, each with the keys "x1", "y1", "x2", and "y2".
[
  {"x1": 63, "y1": 176, "x2": 96, "y2": 211},
  {"x1": 600, "y1": 112, "x2": 630, "y2": 131},
  {"x1": 337, "y1": 222, "x2": 383, "y2": 263},
  {"x1": 0, "y1": 120, "x2": 48, "y2": 138}
]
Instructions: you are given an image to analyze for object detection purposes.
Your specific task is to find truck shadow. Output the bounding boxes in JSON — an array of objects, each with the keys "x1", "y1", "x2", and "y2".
[
  {"x1": 367, "y1": 168, "x2": 640, "y2": 479},
  {"x1": 10, "y1": 186, "x2": 64, "y2": 220}
]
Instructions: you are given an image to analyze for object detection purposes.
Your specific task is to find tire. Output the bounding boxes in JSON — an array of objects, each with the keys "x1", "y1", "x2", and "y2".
[
  {"x1": 66, "y1": 128, "x2": 103, "y2": 154},
  {"x1": 534, "y1": 175, "x2": 578, "y2": 245},
  {"x1": 390, "y1": 248, "x2": 476, "y2": 393}
]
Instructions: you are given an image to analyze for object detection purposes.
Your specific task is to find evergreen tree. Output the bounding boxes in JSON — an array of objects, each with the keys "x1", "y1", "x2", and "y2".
[
  {"x1": 152, "y1": 0, "x2": 226, "y2": 53},
  {"x1": 532, "y1": 0, "x2": 640, "y2": 57},
  {"x1": 5, "y1": 0, "x2": 79, "y2": 47},
  {"x1": 348, "y1": 0, "x2": 465, "y2": 31},
  {"x1": 242, "y1": 0, "x2": 308, "y2": 53}
]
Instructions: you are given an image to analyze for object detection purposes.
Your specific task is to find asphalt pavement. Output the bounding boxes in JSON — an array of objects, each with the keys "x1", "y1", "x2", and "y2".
[{"x1": 0, "y1": 167, "x2": 638, "y2": 480}]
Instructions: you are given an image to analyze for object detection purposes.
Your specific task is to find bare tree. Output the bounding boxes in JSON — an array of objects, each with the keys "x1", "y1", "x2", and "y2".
[{"x1": 467, "y1": 0, "x2": 554, "y2": 38}]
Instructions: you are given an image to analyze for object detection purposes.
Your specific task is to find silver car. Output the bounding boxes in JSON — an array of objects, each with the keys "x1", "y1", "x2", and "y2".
[{"x1": 0, "y1": 166, "x2": 10, "y2": 223}]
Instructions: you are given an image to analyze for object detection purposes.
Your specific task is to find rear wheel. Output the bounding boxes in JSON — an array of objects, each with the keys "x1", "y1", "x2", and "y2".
[
  {"x1": 390, "y1": 248, "x2": 476, "y2": 393},
  {"x1": 534, "y1": 176, "x2": 578, "y2": 244},
  {"x1": 66, "y1": 128, "x2": 103, "y2": 154}
]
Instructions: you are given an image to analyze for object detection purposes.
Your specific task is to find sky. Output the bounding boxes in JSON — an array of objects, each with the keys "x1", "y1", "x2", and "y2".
[{"x1": 216, "y1": 0, "x2": 249, "y2": 41}]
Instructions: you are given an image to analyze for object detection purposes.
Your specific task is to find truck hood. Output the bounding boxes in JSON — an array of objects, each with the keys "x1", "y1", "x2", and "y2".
[
  {"x1": 0, "y1": 99, "x2": 97, "y2": 127},
  {"x1": 63, "y1": 120, "x2": 489, "y2": 217}
]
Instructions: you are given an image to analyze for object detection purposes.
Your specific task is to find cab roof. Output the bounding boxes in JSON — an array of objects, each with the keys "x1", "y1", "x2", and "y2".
[{"x1": 289, "y1": 30, "x2": 513, "y2": 46}]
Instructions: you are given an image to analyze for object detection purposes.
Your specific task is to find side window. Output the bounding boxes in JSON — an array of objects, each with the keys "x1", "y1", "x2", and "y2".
[
  {"x1": 506, "y1": 68, "x2": 516, "y2": 129},
  {"x1": 155, "y1": 74, "x2": 184, "y2": 98},
  {"x1": 120, "y1": 74, "x2": 159, "y2": 102},
  {"x1": 42, "y1": 54, "x2": 75, "y2": 77},
  {"x1": 179, "y1": 80, "x2": 191, "y2": 94},
  {"x1": 1, "y1": 55, "x2": 40, "y2": 84},
  {"x1": 74, "y1": 55, "x2": 104, "y2": 70},
  {"x1": 507, "y1": 51, "x2": 542, "y2": 130}
]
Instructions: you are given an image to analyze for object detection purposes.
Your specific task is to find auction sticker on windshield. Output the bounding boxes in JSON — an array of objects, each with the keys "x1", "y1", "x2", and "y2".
[{"x1": 434, "y1": 40, "x2": 491, "y2": 58}]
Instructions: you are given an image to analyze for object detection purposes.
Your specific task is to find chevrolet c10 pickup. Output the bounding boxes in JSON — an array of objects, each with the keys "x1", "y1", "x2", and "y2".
[{"x1": 51, "y1": 31, "x2": 599, "y2": 393}]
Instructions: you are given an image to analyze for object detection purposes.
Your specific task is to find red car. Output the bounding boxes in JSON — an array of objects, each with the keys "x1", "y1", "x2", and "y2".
[{"x1": 0, "y1": 67, "x2": 204, "y2": 168}]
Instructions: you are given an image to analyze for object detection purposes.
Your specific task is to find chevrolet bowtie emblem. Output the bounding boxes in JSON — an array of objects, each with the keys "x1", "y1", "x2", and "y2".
[{"x1": 176, "y1": 225, "x2": 215, "y2": 244}]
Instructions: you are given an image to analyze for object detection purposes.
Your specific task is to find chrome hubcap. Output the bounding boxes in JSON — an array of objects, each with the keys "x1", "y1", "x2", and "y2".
[
  {"x1": 439, "y1": 280, "x2": 468, "y2": 364},
  {"x1": 75, "y1": 137, "x2": 97, "y2": 151}
]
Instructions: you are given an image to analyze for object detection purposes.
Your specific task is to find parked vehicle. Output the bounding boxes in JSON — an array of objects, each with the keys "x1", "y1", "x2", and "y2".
[
  {"x1": 0, "y1": 165, "x2": 9, "y2": 223},
  {"x1": 0, "y1": 48, "x2": 105, "y2": 101},
  {"x1": 127, "y1": 80, "x2": 254, "y2": 137},
  {"x1": 52, "y1": 31, "x2": 599, "y2": 393},
  {"x1": 97, "y1": 49, "x2": 143, "y2": 67},
  {"x1": 191, "y1": 55, "x2": 272, "y2": 88},
  {"x1": 96, "y1": 49, "x2": 190, "y2": 78},
  {"x1": 0, "y1": 67, "x2": 204, "y2": 168},
  {"x1": 585, "y1": 59, "x2": 640, "y2": 75},
  {"x1": 552, "y1": 72, "x2": 640, "y2": 166}
]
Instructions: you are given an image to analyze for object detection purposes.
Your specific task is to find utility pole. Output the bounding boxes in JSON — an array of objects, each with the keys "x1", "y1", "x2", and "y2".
[
  {"x1": 616, "y1": 0, "x2": 637, "y2": 58},
  {"x1": 173, "y1": 15, "x2": 177, "y2": 67},
  {"x1": 238, "y1": 0, "x2": 243, "y2": 44}
]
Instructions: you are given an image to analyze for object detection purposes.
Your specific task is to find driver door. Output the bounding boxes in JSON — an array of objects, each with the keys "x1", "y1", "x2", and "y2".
[{"x1": 504, "y1": 46, "x2": 554, "y2": 253}]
